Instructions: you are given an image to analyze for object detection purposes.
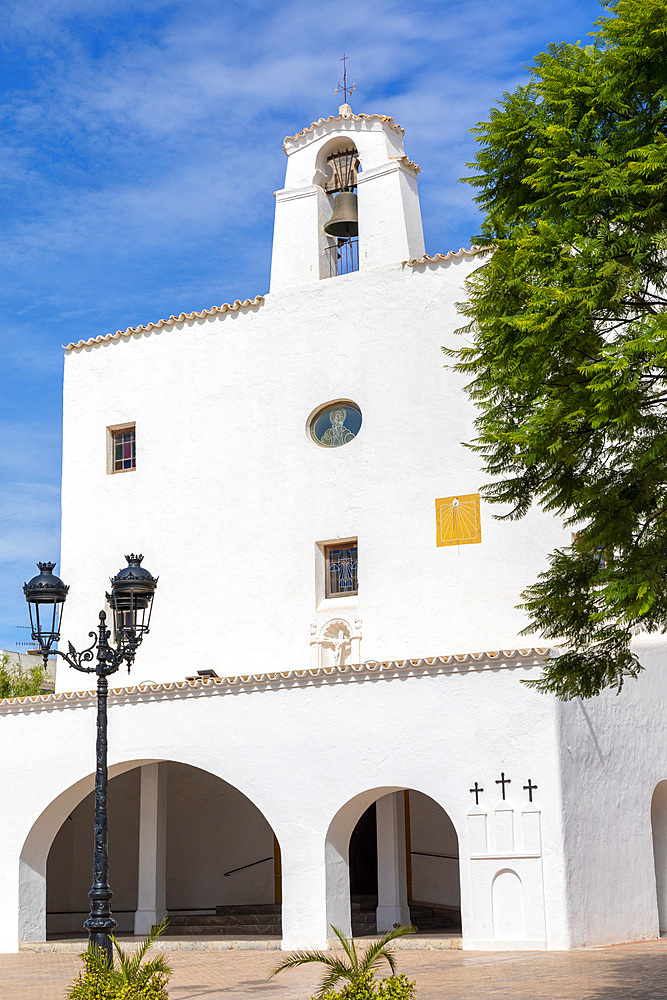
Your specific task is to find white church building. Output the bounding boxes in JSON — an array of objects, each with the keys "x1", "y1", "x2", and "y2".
[{"x1": 0, "y1": 103, "x2": 665, "y2": 955}]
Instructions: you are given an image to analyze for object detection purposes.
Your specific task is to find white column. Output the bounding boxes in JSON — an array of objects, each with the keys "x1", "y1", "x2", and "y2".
[
  {"x1": 376, "y1": 792, "x2": 410, "y2": 931},
  {"x1": 134, "y1": 763, "x2": 167, "y2": 936},
  {"x1": 281, "y1": 830, "x2": 333, "y2": 950}
]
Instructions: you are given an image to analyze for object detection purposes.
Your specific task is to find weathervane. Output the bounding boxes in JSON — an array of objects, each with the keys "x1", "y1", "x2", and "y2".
[{"x1": 335, "y1": 54, "x2": 356, "y2": 105}]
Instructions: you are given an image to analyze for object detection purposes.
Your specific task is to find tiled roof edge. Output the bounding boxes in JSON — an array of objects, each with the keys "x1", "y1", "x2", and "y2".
[
  {"x1": 64, "y1": 295, "x2": 265, "y2": 352},
  {"x1": 403, "y1": 248, "x2": 484, "y2": 266},
  {"x1": 0, "y1": 648, "x2": 551, "y2": 714},
  {"x1": 284, "y1": 113, "x2": 404, "y2": 147},
  {"x1": 390, "y1": 154, "x2": 420, "y2": 174}
]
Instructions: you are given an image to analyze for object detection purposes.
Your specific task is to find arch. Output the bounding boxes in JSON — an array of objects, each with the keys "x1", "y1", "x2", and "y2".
[
  {"x1": 313, "y1": 137, "x2": 362, "y2": 190},
  {"x1": 19, "y1": 758, "x2": 150, "y2": 944},
  {"x1": 324, "y1": 785, "x2": 461, "y2": 940},
  {"x1": 19, "y1": 758, "x2": 282, "y2": 944},
  {"x1": 492, "y1": 869, "x2": 525, "y2": 942},
  {"x1": 651, "y1": 779, "x2": 667, "y2": 934}
]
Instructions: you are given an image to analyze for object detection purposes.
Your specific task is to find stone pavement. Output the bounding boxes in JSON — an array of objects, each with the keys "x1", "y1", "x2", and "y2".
[{"x1": 0, "y1": 938, "x2": 665, "y2": 1000}]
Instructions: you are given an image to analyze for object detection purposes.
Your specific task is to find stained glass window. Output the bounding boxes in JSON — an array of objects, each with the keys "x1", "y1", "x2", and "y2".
[
  {"x1": 325, "y1": 544, "x2": 358, "y2": 597},
  {"x1": 310, "y1": 403, "x2": 362, "y2": 448},
  {"x1": 113, "y1": 427, "x2": 136, "y2": 472}
]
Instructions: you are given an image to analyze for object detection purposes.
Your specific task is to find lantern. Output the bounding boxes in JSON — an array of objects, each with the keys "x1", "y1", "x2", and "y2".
[{"x1": 23, "y1": 561, "x2": 69, "y2": 656}]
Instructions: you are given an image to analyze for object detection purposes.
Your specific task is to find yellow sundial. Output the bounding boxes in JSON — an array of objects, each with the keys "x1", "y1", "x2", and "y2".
[{"x1": 435, "y1": 494, "x2": 481, "y2": 547}]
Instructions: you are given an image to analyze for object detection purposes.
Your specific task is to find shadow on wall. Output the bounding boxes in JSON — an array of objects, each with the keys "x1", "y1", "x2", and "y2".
[
  {"x1": 326, "y1": 786, "x2": 461, "y2": 939},
  {"x1": 45, "y1": 762, "x2": 280, "y2": 938}
]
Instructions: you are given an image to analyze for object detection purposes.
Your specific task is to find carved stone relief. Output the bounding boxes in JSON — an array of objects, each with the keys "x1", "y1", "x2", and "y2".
[{"x1": 310, "y1": 617, "x2": 362, "y2": 668}]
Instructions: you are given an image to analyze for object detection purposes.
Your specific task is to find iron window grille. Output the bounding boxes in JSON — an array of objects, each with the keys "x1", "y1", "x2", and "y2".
[{"x1": 325, "y1": 543, "x2": 358, "y2": 598}]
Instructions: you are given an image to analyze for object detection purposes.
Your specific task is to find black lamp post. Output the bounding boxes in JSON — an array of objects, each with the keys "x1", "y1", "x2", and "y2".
[{"x1": 24, "y1": 555, "x2": 157, "y2": 967}]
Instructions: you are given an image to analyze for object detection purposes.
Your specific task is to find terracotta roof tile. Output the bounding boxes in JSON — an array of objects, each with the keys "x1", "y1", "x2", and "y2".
[
  {"x1": 404, "y1": 248, "x2": 484, "y2": 266},
  {"x1": 390, "y1": 154, "x2": 421, "y2": 174},
  {"x1": 0, "y1": 648, "x2": 552, "y2": 713},
  {"x1": 284, "y1": 112, "x2": 404, "y2": 147},
  {"x1": 64, "y1": 295, "x2": 264, "y2": 352}
]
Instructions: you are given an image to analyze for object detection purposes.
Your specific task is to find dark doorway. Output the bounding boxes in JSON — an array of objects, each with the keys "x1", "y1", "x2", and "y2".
[{"x1": 349, "y1": 803, "x2": 377, "y2": 895}]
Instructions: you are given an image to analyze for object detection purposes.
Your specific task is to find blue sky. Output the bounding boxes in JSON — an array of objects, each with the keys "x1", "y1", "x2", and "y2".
[{"x1": 0, "y1": 0, "x2": 605, "y2": 653}]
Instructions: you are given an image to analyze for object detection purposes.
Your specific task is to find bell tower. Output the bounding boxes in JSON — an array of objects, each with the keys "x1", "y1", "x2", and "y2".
[{"x1": 270, "y1": 104, "x2": 425, "y2": 292}]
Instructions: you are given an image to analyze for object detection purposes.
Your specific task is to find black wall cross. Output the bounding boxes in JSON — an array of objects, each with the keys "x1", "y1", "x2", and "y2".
[
  {"x1": 469, "y1": 781, "x2": 484, "y2": 805},
  {"x1": 495, "y1": 772, "x2": 511, "y2": 800},
  {"x1": 523, "y1": 779, "x2": 538, "y2": 802}
]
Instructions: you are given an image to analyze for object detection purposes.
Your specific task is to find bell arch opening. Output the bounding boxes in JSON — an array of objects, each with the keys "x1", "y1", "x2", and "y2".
[
  {"x1": 313, "y1": 137, "x2": 363, "y2": 191},
  {"x1": 651, "y1": 779, "x2": 667, "y2": 934},
  {"x1": 22, "y1": 761, "x2": 282, "y2": 943},
  {"x1": 325, "y1": 787, "x2": 461, "y2": 941},
  {"x1": 314, "y1": 137, "x2": 360, "y2": 279}
]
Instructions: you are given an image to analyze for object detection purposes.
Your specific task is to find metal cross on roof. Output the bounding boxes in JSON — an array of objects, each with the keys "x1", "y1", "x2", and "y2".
[{"x1": 335, "y1": 54, "x2": 356, "y2": 105}]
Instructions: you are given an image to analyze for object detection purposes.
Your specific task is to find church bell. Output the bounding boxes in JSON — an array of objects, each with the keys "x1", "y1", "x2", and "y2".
[
  {"x1": 323, "y1": 146, "x2": 359, "y2": 239},
  {"x1": 323, "y1": 190, "x2": 358, "y2": 238}
]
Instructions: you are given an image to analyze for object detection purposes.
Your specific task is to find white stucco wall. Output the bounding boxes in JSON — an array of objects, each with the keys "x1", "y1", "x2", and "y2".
[
  {"x1": 556, "y1": 638, "x2": 667, "y2": 947},
  {"x1": 165, "y1": 762, "x2": 276, "y2": 910},
  {"x1": 59, "y1": 254, "x2": 571, "y2": 694},
  {"x1": 57, "y1": 108, "x2": 572, "y2": 694},
  {"x1": 0, "y1": 652, "x2": 578, "y2": 953},
  {"x1": 409, "y1": 790, "x2": 460, "y2": 908}
]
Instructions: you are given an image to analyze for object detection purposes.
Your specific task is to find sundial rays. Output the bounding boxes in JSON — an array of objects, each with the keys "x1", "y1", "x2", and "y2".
[{"x1": 435, "y1": 493, "x2": 481, "y2": 547}]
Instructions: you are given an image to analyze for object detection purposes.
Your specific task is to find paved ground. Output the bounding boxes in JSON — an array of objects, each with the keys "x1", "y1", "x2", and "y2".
[{"x1": 0, "y1": 938, "x2": 665, "y2": 1000}]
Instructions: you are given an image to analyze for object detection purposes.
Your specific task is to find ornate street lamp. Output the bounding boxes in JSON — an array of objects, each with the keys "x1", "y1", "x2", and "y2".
[
  {"x1": 23, "y1": 562, "x2": 69, "y2": 664},
  {"x1": 24, "y1": 554, "x2": 157, "y2": 967}
]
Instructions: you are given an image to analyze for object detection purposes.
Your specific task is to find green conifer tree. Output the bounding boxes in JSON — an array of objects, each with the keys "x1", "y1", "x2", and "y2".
[{"x1": 452, "y1": 0, "x2": 667, "y2": 698}]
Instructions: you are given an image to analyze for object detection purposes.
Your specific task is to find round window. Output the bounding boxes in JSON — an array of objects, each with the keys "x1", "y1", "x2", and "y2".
[{"x1": 309, "y1": 401, "x2": 362, "y2": 448}]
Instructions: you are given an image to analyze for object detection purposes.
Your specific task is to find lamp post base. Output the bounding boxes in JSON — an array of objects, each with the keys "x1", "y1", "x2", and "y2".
[{"x1": 84, "y1": 915, "x2": 117, "y2": 969}]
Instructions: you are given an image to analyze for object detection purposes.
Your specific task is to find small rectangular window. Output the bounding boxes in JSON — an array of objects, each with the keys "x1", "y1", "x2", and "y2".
[
  {"x1": 325, "y1": 543, "x2": 358, "y2": 598},
  {"x1": 107, "y1": 424, "x2": 136, "y2": 474}
]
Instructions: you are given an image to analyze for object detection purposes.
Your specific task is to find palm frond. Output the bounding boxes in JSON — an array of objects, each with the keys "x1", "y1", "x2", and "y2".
[
  {"x1": 330, "y1": 925, "x2": 358, "y2": 971},
  {"x1": 133, "y1": 957, "x2": 172, "y2": 989},
  {"x1": 271, "y1": 950, "x2": 340, "y2": 977},
  {"x1": 111, "y1": 918, "x2": 171, "y2": 985},
  {"x1": 314, "y1": 964, "x2": 355, "y2": 999},
  {"x1": 128, "y1": 917, "x2": 169, "y2": 968},
  {"x1": 270, "y1": 923, "x2": 414, "y2": 998},
  {"x1": 359, "y1": 925, "x2": 416, "y2": 976},
  {"x1": 365, "y1": 944, "x2": 396, "y2": 976},
  {"x1": 111, "y1": 939, "x2": 134, "y2": 983},
  {"x1": 82, "y1": 942, "x2": 112, "y2": 974}
]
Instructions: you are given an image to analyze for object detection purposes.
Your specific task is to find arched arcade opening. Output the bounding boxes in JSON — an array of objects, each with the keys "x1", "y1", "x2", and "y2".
[
  {"x1": 327, "y1": 788, "x2": 461, "y2": 939},
  {"x1": 652, "y1": 779, "x2": 667, "y2": 935},
  {"x1": 36, "y1": 762, "x2": 281, "y2": 941}
]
